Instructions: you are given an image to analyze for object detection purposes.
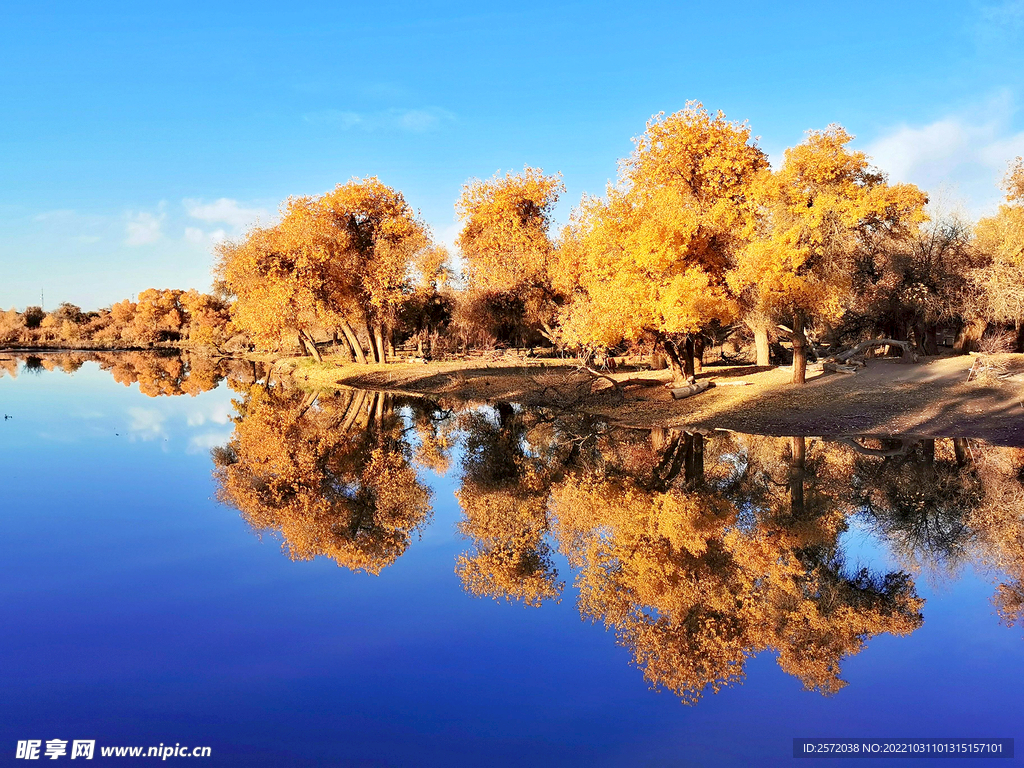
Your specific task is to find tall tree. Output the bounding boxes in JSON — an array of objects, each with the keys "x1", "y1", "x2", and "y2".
[
  {"x1": 217, "y1": 178, "x2": 431, "y2": 363},
  {"x1": 557, "y1": 104, "x2": 767, "y2": 383},
  {"x1": 973, "y1": 157, "x2": 1024, "y2": 349},
  {"x1": 455, "y1": 166, "x2": 565, "y2": 345},
  {"x1": 729, "y1": 127, "x2": 927, "y2": 383}
]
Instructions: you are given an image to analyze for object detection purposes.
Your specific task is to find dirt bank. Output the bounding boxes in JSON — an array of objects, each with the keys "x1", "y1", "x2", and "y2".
[{"x1": 280, "y1": 352, "x2": 1024, "y2": 445}]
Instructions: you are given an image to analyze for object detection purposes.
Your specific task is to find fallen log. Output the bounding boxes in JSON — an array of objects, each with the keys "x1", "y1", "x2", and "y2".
[
  {"x1": 671, "y1": 380, "x2": 714, "y2": 399},
  {"x1": 833, "y1": 338, "x2": 918, "y2": 364}
]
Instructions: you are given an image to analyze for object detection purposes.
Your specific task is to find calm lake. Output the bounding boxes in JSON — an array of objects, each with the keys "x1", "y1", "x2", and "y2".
[{"x1": 1, "y1": 352, "x2": 1022, "y2": 766}]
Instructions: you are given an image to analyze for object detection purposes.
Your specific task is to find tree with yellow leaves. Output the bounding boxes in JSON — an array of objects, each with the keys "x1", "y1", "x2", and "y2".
[
  {"x1": 454, "y1": 404, "x2": 563, "y2": 607},
  {"x1": 973, "y1": 158, "x2": 1024, "y2": 349},
  {"x1": 217, "y1": 178, "x2": 431, "y2": 363},
  {"x1": 550, "y1": 430, "x2": 923, "y2": 703},
  {"x1": 729, "y1": 127, "x2": 928, "y2": 382},
  {"x1": 455, "y1": 167, "x2": 565, "y2": 346},
  {"x1": 557, "y1": 104, "x2": 767, "y2": 383}
]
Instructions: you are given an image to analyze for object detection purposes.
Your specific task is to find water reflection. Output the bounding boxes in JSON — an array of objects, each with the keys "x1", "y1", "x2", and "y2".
[{"x1": 6, "y1": 351, "x2": 1024, "y2": 706}]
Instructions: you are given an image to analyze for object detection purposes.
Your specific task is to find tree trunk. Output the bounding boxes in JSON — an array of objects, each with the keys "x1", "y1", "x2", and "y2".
[
  {"x1": 386, "y1": 326, "x2": 395, "y2": 360},
  {"x1": 754, "y1": 326, "x2": 770, "y2": 367},
  {"x1": 953, "y1": 438, "x2": 970, "y2": 467},
  {"x1": 692, "y1": 336, "x2": 705, "y2": 375},
  {"x1": 682, "y1": 336, "x2": 696, "y2": 382},
  {"x1": 789, "y1": 436, "x2": 806, "y2": 518},
  {"x1": 954, "y1": 319, "x2": 986, "y2": 354},
  {"x1": 662, "y1": 338, "x2": 686, "y2": 384},
  {"x1": 340, "y1": 321, "x2": 367, "y2": 365},
  {"x1": 791, "y1": 312, "x2": 808, "y2": 385},
  {"x1": 921, "y1": 438, "x2": 935, "y2": 465},
  {"x1": 650, "y1": 426, "x2": 668, "y2": 452},
  {"x1": 373, "y1": 324, "x2": 387, "y2": 364},
  {"x1": 651, "y1": 350, "x2": 668, "y2": 370},
  {"x1": 925, "y1": 323, "x2": 940, "y2": 355}
]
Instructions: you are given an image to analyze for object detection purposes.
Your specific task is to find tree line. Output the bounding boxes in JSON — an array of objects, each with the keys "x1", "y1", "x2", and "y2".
[{"x1": 4, "y1": 104, "x2": 1022, "y2": 384}]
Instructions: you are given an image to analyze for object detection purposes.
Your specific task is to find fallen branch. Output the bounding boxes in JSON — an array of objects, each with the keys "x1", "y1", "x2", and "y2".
[
  {"x1": 832, "y1": 338, "x2": 918, "y2": 364},
  {"x1": 671, "y1": 380, "x2": 714, "y2": 399}
]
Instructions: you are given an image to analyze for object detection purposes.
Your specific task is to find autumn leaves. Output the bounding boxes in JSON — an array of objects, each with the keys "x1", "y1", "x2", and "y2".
[{"x1": 216, "y1": 103, "x2": 1023, "y2": 383}]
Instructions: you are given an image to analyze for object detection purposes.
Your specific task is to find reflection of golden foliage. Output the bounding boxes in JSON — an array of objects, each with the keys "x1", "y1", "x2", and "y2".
[
  {"x1": 454, "y1": 407, "x2": 563, "y2": 606},
  {"x1": 551, "y1": 437, "x2": 924, "y2": 704},
  {"x1": 215, "y1": 387, "x2": 432, "y2": 574}
]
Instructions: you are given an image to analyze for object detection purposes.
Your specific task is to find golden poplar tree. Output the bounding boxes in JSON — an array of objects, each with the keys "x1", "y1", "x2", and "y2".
[
  {"x1": 557, "y1": 104, "x2": 766, "y2": 383},
  {"x1": 455, "y1": 166, "x2": 565, "y2": 345},
  {"x1": 729, "y1": 127, "x2": 927, "y2": 383}
]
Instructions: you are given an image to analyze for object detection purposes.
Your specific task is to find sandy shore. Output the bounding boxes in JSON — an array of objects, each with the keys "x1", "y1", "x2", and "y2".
[{"x1": 278, "y1": 352, "x2": 1024, "y2": 446}]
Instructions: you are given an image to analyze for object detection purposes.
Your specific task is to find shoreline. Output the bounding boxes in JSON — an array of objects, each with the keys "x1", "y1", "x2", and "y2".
[
  {"x1": 5, "y1": 347, "x2": 1023, "y2": 445},
  {"x1": 278, "y1": 352, "x2": 1024, "y2": 446}
]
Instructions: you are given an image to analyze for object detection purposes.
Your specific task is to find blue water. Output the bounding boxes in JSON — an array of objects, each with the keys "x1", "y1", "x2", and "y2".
[{"x1": 0, "y1": 358, "x2": 1021, "y2": 766}]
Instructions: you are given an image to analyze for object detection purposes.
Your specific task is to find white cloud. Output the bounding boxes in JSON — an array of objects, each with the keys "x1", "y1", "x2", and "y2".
[
  {"x1": 183, "y1": 198, "x2": 265, "y2": 229},
  {"x1": 303, "y1": 106, "x2": 455, "y2": 133},
  {"x1": 184, "y1": 226, "x2": 228, "y2": 245},
  {"x1": 864, "y1": 94, "x2": 1024, "y2": 216},
  {"x1": 124, "y1": 209, "x2": 165, "y2": 246}
]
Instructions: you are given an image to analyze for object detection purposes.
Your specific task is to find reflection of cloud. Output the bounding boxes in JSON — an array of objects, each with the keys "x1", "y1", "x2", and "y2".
[
  {"x1": 127, "y1": 407, "x2": 167, "y2": 440},
  {"x1": 187, "y1": 401, "x2": 232, "y2": 427},
  {"x1": 187, "y1": 430, "x2": 232, "y2": 454},
  {"x1": 864, "y1": 92, "x2": 1024, "y2": 216},
  {"x1": 303, "y1": 106, "x2": 455, "y2": 133}
]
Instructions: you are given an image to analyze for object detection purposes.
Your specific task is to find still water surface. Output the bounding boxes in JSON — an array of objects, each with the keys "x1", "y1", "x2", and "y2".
[{"x1": 1, "y1": 353, "x2": 1022, "y2": 766}]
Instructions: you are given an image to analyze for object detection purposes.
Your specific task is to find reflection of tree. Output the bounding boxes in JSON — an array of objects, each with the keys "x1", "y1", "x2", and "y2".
[
  {"x1": 844, "y1": 438, "x2": 1024, "y2": 630},
  {"x1": 550, "y1": 431, "x2": 924, "y2": 704},
  {"x1": 852, "y1": 438, "x2": 983, "y2": 577},
  {"x1": 963, "y1": 445, "x2": 1024, "y2": 628},
  {"x1": 213, "y1": 386, "x2": 433, "y2": 574},
  {"x1": 455, "y1": 404, "x2": 564, "y2": 607}
]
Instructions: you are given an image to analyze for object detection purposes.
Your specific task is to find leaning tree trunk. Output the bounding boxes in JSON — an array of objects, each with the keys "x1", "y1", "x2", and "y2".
[
  {"x1": 791, "y1": 312, "x2": 808, "y2": 385},
  {"x1": 340, "y1": 321, "x2": 368, "y2": 365},
  {"x1": 372, "y1": 323, "x2": 387, "y2": 364}
]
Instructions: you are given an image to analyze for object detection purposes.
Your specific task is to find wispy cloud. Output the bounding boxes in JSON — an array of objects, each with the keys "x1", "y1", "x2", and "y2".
[
  {"x1": 303, "y1": 106, "x2": 455, "y2": 133},
  {"x1": 183, "y1": 198, "x2": 266, "y2": 229},
  {"x1": 863, "y1": 93, "x2": 1024, "y2": 216},
  {"x1": 184, "y1": 226, "x2": 228, "y2": 245},
  {"x1": 182, "y1": 198, "x2": 265, "y2": 246},
  {"x1": 124, "y1": 207, "x2": 166, "y2": 246}
]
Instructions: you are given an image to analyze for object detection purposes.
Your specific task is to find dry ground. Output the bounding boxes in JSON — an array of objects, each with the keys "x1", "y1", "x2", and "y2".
[{"x1": 279, "y1": 352, "x2": 1024, "y2": 446}]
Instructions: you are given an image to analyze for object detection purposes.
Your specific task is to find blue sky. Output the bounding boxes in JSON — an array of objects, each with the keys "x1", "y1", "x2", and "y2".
[{"x1": 1, "y1": 0, "x2": 1023, "y2": 310}]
